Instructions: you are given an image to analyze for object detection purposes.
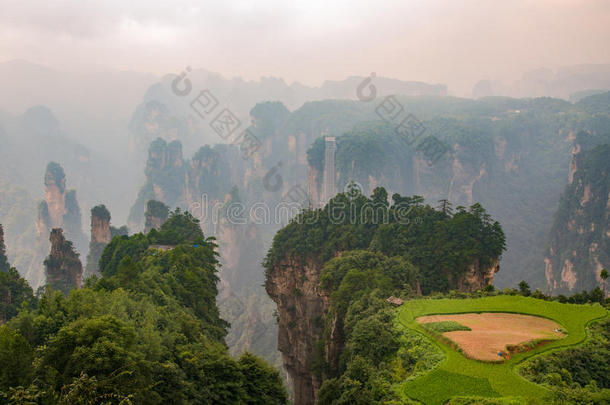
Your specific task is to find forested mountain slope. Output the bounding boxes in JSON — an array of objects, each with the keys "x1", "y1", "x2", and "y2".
[
  {"x1": 0, "y1": 210, "x2": 288, "y2": 404},
  {"x1": 545, "y1": 140, "x2": 609, "y2": 293},
  {"x1": 124, "y1": 92, "x2": 610, "y2": 378}
]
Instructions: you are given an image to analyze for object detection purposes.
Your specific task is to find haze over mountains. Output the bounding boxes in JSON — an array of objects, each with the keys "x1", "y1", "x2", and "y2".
[
  {"x1": 2, "y1": 58, "x2": 610, "y2": 285},
  {"x1": 1, "y1": 1, "x2": 610, "y2": 403}
]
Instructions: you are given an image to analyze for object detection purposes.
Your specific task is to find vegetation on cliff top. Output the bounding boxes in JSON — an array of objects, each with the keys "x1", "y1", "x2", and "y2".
[
  {"x1": 316, "y1": 263, "x2": 442, "y2": 405},
  {"x1": 44, "y1": 162, "x2": 65, "y2": 192},
  {"x1": 265, "y1": 187, "x2": 505, "y2": 293},
  {"x1": 90, "y1": 204, "x2": 111, "y2": 222}
]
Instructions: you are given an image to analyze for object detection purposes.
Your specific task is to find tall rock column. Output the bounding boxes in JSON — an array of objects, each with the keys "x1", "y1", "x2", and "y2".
[
  {"x1": 44, "y1": 228, "x2": 83, "y2": 294},
  {"x1": 43, "y1": 162, "x2": 67, "y2": 229},
  {"x1": 85, "y1": 205, "x2": 112, "y2": 277}
]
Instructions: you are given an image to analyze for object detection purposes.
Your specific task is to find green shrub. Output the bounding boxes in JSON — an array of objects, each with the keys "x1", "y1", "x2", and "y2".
[{"x1": 421, "y1": 321, "x2": 471, "y2": 333}]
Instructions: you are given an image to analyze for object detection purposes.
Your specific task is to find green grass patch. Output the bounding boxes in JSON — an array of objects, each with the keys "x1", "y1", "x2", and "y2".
[
  {"x1": 446, "y1": 396, "x2": 527, "y2": 404},
  {"x1": 421, "y1": 320, "x2": 471, "y2": 333},
  {"x1": 403, "y1": 369, "x2": 500, "y2": 403},
  {"x1": 394, "y1": 295, "x2": 607, "y2": 405}
]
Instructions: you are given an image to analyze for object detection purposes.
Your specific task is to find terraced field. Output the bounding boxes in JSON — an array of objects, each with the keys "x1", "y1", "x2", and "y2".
[
  {"x1": 417, "y1": 312, "x2": 564, "y2": 361},
  {"x1": 394, "y1": 295, "x2": 608, "y2": 404}
]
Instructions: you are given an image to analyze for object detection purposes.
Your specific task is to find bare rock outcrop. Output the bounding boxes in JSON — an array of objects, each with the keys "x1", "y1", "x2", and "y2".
[
  {"x1": 448, "y1": 144, "x2": 488, "y2": 207},
  {"x1": 453, "y1": 258, "x2": 500, "y2": 292}
]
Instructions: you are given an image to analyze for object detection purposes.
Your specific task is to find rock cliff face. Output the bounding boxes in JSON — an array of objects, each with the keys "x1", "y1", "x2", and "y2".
[
  {"x1": 568, "y1": 143, "x2": 582, "y2": 184},
  {"x1": 44, "y1": 228, "x2": 83, "y2": 294},
  {"x1": 306, "y1": 129, "x2": 498, "y2": 210},
  {"x1": 265, "y1": 256, "x2": 327, "y2": 405},
  {"x1": 43, "y1": 163, "x2": 67, "y2": 228},
  {"x1": 545, "y1": 143, "x2": 609, "y2": 294},
  {"x1": 447, "y1": 144, "x2": 488, "y2": 208},
  {"x1": 453, "y1": 258, "x2": 500, "y2": 292}
]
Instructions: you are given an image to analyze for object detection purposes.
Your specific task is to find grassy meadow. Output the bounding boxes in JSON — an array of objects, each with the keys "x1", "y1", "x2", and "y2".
[{"x1": 394, "y1": 295, "x2": 608, "y2": 404}]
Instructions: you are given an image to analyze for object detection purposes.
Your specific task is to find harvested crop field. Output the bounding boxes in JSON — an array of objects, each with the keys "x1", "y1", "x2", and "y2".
[{"x1": 416, "y1": 313, "x2": 565, "y2": 361}]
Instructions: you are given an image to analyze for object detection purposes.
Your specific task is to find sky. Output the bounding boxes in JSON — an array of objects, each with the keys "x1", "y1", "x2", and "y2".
[{"x1": 1, "y1": 0, "x2": 610, "y2": 94}]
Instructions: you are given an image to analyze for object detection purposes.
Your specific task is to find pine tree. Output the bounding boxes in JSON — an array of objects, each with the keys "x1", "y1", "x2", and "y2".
[{"x1": 437, "y1": 199, "x2": 453, "y2": 216}]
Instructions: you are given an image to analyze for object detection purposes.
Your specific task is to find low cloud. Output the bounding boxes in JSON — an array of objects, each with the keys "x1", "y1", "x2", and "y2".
[{"x1": 1, "y1": 0, "x2": 609, "y2": 94}]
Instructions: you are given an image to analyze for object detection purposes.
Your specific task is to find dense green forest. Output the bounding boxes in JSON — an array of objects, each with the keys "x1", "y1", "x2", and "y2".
[
  {"x1": 519, "y1": 318, "x2": 610, "y2": 403},
  {"x1": 0, "y1": 211, "x2": 287, "y2": 404}
]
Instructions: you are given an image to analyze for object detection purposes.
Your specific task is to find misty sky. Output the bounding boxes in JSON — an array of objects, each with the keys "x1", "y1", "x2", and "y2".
[{"x1": 1, "y1": 0, "x2": 610, "y2": 94}]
